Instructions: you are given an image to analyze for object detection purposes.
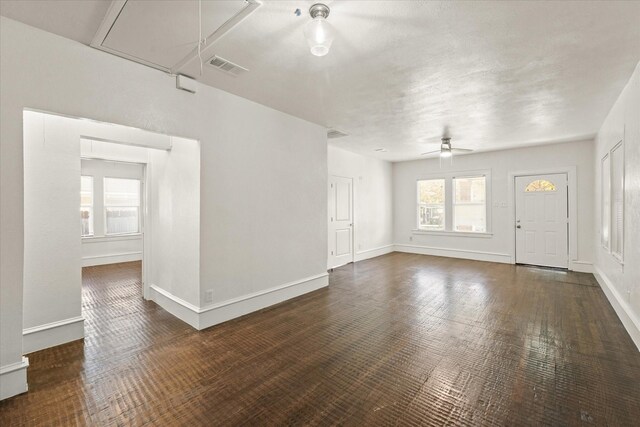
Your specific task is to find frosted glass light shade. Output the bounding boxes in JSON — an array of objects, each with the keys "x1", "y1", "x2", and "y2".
[
  {"x1": 304, "y1": 16, "x2": 335, "y2": 56},
  {"x1": 440, "y1": 149, "x2": 452, "y2": 158}
]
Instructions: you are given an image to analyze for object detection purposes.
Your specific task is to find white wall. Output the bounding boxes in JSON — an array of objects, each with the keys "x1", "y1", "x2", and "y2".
[
  {"x1": 1, "y1": 17, "x2": 327, "y2": 399},
  {"x1": 148, "y1": 137, "x2": 201, "y2": 307},
  {"x1": 593, "y1": 62, "x2": 640, "y2": 350},
  {"x1": 22, "y1": 111, "x2": 84, "y2": 354},
  {"x1": 81, "y1": 158, "x2": 144, "y2": 267},
  {"x1": 328, "y1": 146, "x2": 393, "y2": 262},
  {"x1": 393, "y1": 140, "x2": 595, "y2": 266}
]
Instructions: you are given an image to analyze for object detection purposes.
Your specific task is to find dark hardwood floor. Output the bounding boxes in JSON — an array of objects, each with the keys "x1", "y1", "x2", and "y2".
[{"x1": 1, "y1": 253, "x2": 639, "y2": 425}]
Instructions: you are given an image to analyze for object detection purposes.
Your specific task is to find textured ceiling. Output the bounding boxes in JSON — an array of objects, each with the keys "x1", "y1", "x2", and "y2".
[{"x1": 1, "y1": 0, "x2": 639, "y2": 161}]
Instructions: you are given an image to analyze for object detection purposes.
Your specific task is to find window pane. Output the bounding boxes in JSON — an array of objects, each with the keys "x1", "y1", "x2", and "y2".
[
  {"x1": 419, "y1": 205, "x2": 445, "y2": 230},
  {"x1": 418, "y1": 179, "x2": 445, "y2": 204},
  {"x1": 454, "y1": 176, "x2": 485, "y2": 203},
  {"x1": 81, "y1": 207, "x2": 94, "y2": 236},
  {"x1": 106, "y1": 207, "x2": 139, "y2": 234},
  {"x1": 453, "y1": 176, "x2": 486, "y2": 232},
  {"x1": 525, "y1": 179, "x2": 556, "y2": 192},
  {"x1": 81, "y1": 176, "x2": 93, "y2": 206},
  {"x1": 104, "y1": 178, "x2": 140, "y2": 207},
  {"x1": 80, "y1": 176, "x2": 93, "y2": 236},
  {"x1": 454, "y1": 204, "x2": 486, "y2": 232}
]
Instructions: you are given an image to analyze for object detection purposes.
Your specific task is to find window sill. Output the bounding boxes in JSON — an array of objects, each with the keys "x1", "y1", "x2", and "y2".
[
  {"x1": 412, "y1": 229, "x2": 493, "y2": 238},
  {"x1": 82, "y1": 233, "x2": 142, "y2": 243}
]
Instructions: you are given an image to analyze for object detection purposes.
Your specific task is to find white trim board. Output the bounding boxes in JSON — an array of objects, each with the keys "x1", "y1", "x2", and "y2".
[
  {"x1": 593, "y1": 267, "x2": 640, "y2": 352},
  {"x1": 0, "y1": 357, "x2": 29, "y2": 400},
  {"x1": 22, "y1": 316, "x2": 85, "y2": 354},
  {"x1": 570, "y1": 260, "x2": 593, "y2": 273},
  {"x1": 354, "y1": 245, "x2": 394, "y2": 262},
  {"x1": 392, "y1": 245, "x2": 589, "y2": 272},
  {"x1": 150, "y1": 273, "x2": 329, "y2": 330},
  {"x1": 149, "y1": 285, "x2": 200, "y2": 328},
  {"x1": 394, "y1": 244, "x2": 512, "y2": 264},
  {"x1": 82, "y1": 251, "x2": 142, "y2": 267}
]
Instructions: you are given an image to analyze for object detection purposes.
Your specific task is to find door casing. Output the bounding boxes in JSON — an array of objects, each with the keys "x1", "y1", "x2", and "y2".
[
  {"x1": 514, "y1": 173, "x2": 568, "y2": 268},
  {"x1": 508, "y1": 166, "x2": 578, "y2": 270}
]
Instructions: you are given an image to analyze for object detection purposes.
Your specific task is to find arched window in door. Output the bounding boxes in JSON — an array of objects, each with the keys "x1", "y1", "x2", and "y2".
[{"x1": 525, "y1": 179, "x2": 556, "y2": 192}]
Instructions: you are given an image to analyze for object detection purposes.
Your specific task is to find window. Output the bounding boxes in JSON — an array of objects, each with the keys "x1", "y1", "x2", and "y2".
[
  {"x1": 418, "y1": 179, "x2": 445, "y2": 230},
  {"x1": 610, "y1": 142, "x2": 624, "y2": 260},
  {"x1": 416, "y1": 172, "x2": 490, "y2": 234},
  {"x1": 104, "y1": 177, "x2": 141, "y2": 235},
  {"x1": 525, "y1": 179, "x2": 556, "y2": 192},
  {"x1": 453, "y1": 176, "x2": 486, "y2": 232},
  {"x1": 601, "y1": 154, "x2": 610, "y2": 250},
  {"x1": 80, "y1": 176, "x2": 94, "y2": 237}
]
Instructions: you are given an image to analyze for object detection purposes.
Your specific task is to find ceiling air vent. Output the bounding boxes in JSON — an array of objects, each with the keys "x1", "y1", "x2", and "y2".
[
  {"x1": 207, "y1": 55, "x2": 248, "y2": 77},
  {"x1": 327, "y1": 129, "x2": 348, "y2": 139}
]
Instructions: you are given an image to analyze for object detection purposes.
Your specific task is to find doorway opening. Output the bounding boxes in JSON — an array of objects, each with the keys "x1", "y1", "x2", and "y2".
[
  {"x1": 81, "y1": 159, "x2": 145, "y2": 268},
  {"x1": 22, "y1": 109, "x2": 200, "y2": 354},
  {"x1": 80, "y1": 159, "x2": 146, "y2": 336},
  {"x1": 514, "y1": 172, "x2": 569, "y2": 269}
]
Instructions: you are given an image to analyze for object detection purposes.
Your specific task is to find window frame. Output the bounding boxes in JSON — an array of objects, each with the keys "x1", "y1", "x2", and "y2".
[
  {"x1": 452, "y1": 175, "x2": 488, "y2": 233},
  {"x1": 609, "y1": 141, "x2": 624, "y2": 263},
  {"x1": 416, "y1": 178, "x2": 446, "y2": 231},
  {"x1": 601, "y1": 153, "x2": 611, "y2": 251},
  {"x1": 414, "y1": 170, "x2": 492, "y2": 236},
  {"x1": 103, "y1": 176, "x2": 142, "y2": 236}
]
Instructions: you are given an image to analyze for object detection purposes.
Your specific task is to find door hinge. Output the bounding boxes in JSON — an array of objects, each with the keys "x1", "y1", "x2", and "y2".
[{"x1": 331, "y1": 250, "x2": 334, "y2": 255}]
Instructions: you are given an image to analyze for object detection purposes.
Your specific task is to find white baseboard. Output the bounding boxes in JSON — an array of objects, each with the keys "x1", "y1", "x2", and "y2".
[
  {"x1": 394, "y1": 244, "x2": 511, "y2": 264},
  {"x1": 149, "y1": 285, "x2": 200, "y2": 329},
  {"x1": 150, "y1": 273, "x2": 329, "y2": 330},
  {"x1": 0, "y1": 357, "x2": 29, "y2": 400},
  {"x1": 354, "y1": 244, "x2": 394, "y2": 262},
  {"x1": 23, "y1": 316, "x2": 85, "y2": 354},
  {"x1": 82, "y1": 251, "x2": 142, "y2": 267},
  {"x1": 570, "y1": 260, "x2": 593, "y2": 273},
  {"x1": 593, "y1": 267, "x2": 640, "y2": 351}
]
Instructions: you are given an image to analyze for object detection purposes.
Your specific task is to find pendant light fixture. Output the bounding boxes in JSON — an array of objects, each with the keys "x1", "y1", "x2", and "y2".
[{"x1": 304, "y1": 3, "x2": 334, "y2": 57}]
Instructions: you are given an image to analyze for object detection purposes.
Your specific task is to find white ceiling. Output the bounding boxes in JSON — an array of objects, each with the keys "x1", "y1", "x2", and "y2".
[{"x1": 1, "y1": 0, "x2": 639, "y2": 161}]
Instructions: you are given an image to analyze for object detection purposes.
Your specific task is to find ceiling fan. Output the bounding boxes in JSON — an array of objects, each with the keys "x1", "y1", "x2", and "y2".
[{"x1": 421, "y1": 137, "x2": 473, "y2": 159}]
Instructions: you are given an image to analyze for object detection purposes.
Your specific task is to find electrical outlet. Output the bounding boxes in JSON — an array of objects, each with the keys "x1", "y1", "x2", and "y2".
[{"x1": 204, "y1": 289, "x2": 214, "y2": 304}]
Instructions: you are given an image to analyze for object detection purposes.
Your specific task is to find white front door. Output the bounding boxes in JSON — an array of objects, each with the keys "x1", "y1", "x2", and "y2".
[
  {"x1": 515, "y1": 173, "x2": 568, "y2": 268},
  {"x1": 328, "y1": 175, "x2": 354, "y2": 269}
]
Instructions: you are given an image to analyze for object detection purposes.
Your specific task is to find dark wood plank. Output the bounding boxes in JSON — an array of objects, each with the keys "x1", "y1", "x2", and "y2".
[{"x1": 1, "y1": 253, "x2": 639, "y2": 425}]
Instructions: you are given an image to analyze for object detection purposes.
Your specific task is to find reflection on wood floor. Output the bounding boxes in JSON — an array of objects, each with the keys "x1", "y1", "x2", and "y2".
[{"x1": 1, "y1": 253, "x2": 639, "y2": 425}]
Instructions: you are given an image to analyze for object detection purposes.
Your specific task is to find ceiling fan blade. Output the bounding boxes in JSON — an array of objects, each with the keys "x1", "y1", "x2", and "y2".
[
  {"x1": 420, "y1": 150, "x2": 441, "y2": 155},
  {"x1": 451, "y1": 148, "x2": 473, "y2": 152}
]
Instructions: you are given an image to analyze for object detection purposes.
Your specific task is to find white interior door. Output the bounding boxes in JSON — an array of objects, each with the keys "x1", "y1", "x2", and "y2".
[
  {"x1": 515, "y1": 173, "x2": 568, "y2": 268},
  {"x1": 328, "y1": 176, "x2": 354, "y2": 269}
]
